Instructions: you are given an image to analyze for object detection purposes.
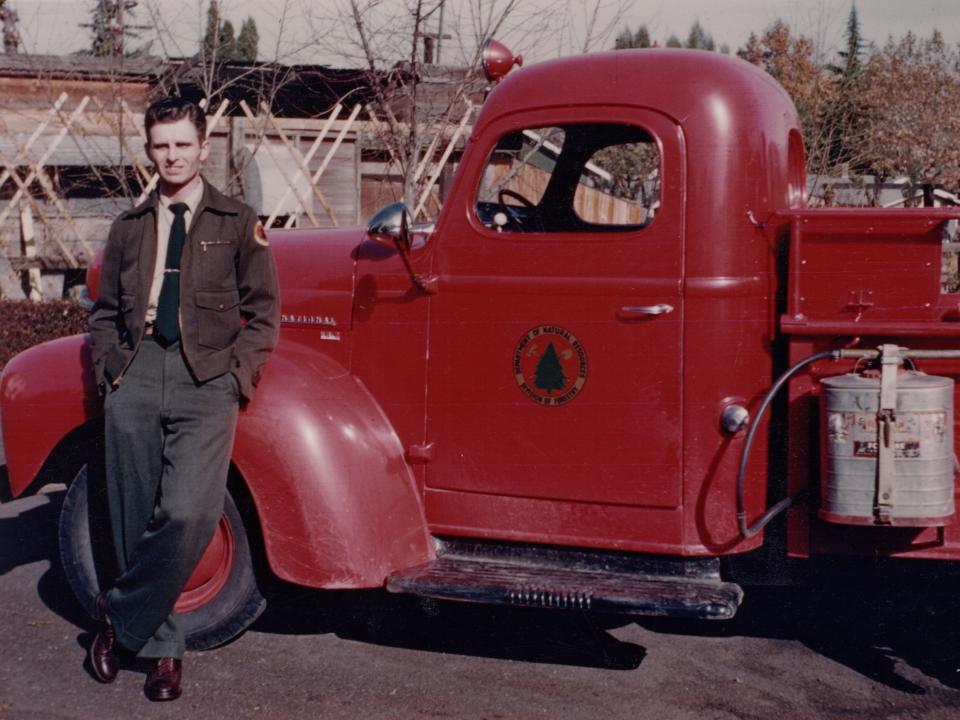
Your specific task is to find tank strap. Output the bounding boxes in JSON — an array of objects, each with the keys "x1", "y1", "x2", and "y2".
[{"x1": 875, "y1": 344, "x2": 900, "y2": 524}]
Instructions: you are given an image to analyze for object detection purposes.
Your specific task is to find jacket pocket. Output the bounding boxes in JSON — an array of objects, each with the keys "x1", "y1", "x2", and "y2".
[{"x1": 196, "y1": 288, "x2": 241, "y2": 349}]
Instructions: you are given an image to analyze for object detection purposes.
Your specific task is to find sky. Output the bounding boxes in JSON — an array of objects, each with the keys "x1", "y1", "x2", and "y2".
[{"x1": 12, "y1": 0, "x2": 960, "y2": 67}]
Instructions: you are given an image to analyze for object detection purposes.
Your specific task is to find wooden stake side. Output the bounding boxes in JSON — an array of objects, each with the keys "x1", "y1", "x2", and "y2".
[
  {"x1": 260, "y1": 100, "x2": 339, "y2": 227},
  {"x1": 265, "y1": 104, "x2": 343, "y2": 228},
  {"x1": 0, "y1": 96, "x2": 92, "y2": 229},
  {"x1": 413, "y1": 102, "x2": 473, "y2": 220},
  {"x1": 283, "y1": 104, "x2": 361, "y2": 229},
  {"x1": 239, "y1": 100, "x2": 320, "y2": 227},
  {"x1": 0, "y1": 92, "x2": 68, "y2": 193},
  {"x1": 0, "y1": 145, "x2": 78, "y2": 268}
]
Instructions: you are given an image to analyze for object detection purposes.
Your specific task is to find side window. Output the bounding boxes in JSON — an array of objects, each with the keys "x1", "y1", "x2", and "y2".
[{"x1": 476, "y1": 123, "x2": 660, "y2": 233}]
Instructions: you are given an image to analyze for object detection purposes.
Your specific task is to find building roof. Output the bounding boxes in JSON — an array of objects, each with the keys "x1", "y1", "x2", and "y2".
[
  {"x1": 0, "y1": 52, "x2": 161, "y2": 80},
  {"x1": 159, "y1": 58, "x2": 378, "y2": 118}
]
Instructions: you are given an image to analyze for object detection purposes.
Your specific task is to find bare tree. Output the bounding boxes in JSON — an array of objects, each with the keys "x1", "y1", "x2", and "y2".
[
  {"x1": 305, "y1": 1, "x2": 511, "y2": 210},
  {"x1": 306, "y1": 0, "x2": 635, "y2": 214},
  {"x1": 552, "y1": 0, "x2": 637, "y2": 55}
]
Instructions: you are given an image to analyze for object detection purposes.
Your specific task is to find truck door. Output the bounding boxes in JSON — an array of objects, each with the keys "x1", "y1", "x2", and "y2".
[{"x1": 424, "y1": 108, "x2": 686, "y2": 548}]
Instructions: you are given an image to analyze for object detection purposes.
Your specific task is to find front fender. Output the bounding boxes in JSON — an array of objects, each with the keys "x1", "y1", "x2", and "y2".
[
  {"x1": 233, "y1": 341, "x2": 434, "y2": 589},
  {"x1": 1, "y1": 334, "x2": 99, "y2": 497},
  {"x1": 1, "y1": 334, "x2": 435, "y2": 589}
]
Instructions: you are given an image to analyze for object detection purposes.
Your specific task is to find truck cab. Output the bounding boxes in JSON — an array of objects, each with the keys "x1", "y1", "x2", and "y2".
[{"x1": 351, "y1": 49, "x2": 803, "y2": 557}]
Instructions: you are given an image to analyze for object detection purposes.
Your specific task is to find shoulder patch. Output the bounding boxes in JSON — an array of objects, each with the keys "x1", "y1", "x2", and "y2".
[{"x1": 253, "y1": 221, "x2": 269, "y2": 247}]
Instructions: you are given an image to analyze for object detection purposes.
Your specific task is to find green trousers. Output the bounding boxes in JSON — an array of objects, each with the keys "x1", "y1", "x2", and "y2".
[{"x1": 103, "y1": 337, "x2": 238, "y2": 658}]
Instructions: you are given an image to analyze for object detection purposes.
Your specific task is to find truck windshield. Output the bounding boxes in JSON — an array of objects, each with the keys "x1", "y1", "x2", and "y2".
[{"x1": 476, "y1": 123, "x2": 660, "y2": 233}]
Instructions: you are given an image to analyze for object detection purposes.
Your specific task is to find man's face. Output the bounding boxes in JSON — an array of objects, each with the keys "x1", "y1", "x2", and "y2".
[{"x1": 145, "y1": 117, "x2": 210, "y2": 191}]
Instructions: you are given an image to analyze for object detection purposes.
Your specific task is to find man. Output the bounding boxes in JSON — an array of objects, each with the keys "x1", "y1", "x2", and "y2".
[{"x1": 87, "y1": 96, "x2": 279, "y2": 701}]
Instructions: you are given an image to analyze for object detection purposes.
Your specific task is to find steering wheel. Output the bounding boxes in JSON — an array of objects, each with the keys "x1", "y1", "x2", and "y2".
[{"x1": 497, "y1": 188, "x2": 541, "y2": 231}]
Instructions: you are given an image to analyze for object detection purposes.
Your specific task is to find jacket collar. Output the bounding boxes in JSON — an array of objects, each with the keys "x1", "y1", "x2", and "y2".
[{"x1": 126, "y1": 176, "x2": 239, "y2": 218}]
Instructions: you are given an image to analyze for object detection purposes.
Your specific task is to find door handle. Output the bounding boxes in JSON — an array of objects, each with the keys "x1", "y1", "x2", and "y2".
[{"x1": 618, "y1": 304, "x2": 674, "y2": 319}]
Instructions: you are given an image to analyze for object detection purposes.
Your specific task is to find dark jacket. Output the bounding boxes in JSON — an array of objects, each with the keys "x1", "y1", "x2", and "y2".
[{"x1": 89, "y1": 180, "x2": 280, "y2": 401}]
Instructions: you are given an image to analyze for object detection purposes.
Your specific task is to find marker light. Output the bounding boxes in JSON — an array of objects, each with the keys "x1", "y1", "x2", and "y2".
[{"x1": 481, "y1": 38, "x2": 523, "y2": 83}]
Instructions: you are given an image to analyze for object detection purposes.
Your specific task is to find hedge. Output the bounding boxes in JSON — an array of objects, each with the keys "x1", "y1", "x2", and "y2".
[{"x1": 0, "y1": 300, "x2": 89, "y2": 371}]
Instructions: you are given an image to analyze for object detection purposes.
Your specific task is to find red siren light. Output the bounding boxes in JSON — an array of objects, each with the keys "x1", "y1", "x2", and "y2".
[{"x1": 481, "y1": 38, "x2": 523, "y2": 83}]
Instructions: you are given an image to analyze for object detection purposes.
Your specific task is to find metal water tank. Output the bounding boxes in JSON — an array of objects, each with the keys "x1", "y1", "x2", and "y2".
[{"x1": 820, "y1": 371, "x2": 955, "y2": 526}]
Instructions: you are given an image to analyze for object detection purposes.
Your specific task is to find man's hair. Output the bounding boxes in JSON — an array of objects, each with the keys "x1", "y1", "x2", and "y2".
[{"x1": 144, "y1": 97, "x2": 207, "y2": 143}]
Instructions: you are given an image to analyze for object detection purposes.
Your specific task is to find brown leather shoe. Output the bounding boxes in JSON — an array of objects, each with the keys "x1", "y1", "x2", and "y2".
[
  {"x1": 144, "y1": 657, "x2": 182, "y2": 702},
  {"x1": 88, "y1": 592, "x2": 118, "y2": 683}
]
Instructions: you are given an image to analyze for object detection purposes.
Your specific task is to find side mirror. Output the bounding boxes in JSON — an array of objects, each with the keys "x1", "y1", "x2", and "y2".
[
  {"x1": 365, "y1": 202, "x2": 438, "y2": 295},
  {"x1": 367, "y1": 201, "x2": 411, "y2": 252}
]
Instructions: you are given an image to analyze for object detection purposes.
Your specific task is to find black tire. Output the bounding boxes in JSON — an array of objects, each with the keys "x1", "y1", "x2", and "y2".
[{"x1": 58, "y1": 464, "x2": 267, "y2": 650}]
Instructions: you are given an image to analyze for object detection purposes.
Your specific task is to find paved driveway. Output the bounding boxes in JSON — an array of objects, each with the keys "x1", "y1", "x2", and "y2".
[{"x1": 2, "y1": 490, "x2": 960, "y2": 719}]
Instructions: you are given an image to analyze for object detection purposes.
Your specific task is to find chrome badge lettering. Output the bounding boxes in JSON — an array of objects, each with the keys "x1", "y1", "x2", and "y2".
[{"x1": 280, "y1": 314, "x2": 338, "y2": 327}]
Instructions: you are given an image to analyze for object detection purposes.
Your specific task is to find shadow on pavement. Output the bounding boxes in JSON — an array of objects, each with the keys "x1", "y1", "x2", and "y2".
[
  {"x1": 0, "y1": 489, "x2": 91, "y2": 629},
  {"x1": 0, "y1": 494, "x2": 60, "y2": 574},
  {"x1": 255, "y1": 585, "x2": 646, "y2": 670},
  {"x1": 3, "y1": 490, "x2": 959, "y2": 689},
  {"x1": 636, "y1": 565, "x2": 960, "y2": 693}
]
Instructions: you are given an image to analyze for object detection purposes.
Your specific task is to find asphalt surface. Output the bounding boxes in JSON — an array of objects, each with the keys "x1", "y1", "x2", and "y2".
[{"x1": 2, "y1": 489, "x2": 960, "y2": 719}]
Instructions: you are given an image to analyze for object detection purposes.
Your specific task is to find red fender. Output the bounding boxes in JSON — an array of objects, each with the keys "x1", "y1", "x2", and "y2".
[
  {"x1": 1, "y1": 334, "x2": 99, "y2": 497},
  {"x1": 232, "y1": 341, "x2": 435, "y2": 588},
  {"x1": 2, "y1": 335, "x2": 435, "y2": 589}
]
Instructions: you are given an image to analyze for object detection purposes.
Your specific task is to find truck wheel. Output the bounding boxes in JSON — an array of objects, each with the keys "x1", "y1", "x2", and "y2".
[{"x1": 58, "y1": 464, "x2": 267, "y2": 650}]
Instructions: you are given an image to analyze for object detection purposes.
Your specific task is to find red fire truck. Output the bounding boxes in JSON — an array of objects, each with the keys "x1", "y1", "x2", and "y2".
[{"x1": 3, "y1": 44, "x2": 960, "y2": 650}]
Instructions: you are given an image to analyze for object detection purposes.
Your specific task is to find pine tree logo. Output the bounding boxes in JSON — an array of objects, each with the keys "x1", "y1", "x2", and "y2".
[
  {"x1": 513, "y1": 326, "x2": 588, "y2": 406},
  {"x1": 534, "y1": 342, "x2": 566, "y2": 394}
]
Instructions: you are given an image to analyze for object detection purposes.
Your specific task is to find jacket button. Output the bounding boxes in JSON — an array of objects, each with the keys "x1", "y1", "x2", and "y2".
[{"x1": 218, "y1": 303, "x2": 224, "y2": 309}]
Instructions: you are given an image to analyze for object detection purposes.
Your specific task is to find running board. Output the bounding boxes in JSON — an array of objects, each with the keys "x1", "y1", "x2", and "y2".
[{"x1": 386, "y1": 539, "x2": 742, "y2": 620}]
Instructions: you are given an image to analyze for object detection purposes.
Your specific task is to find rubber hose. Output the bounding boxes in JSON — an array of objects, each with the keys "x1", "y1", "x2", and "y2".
[{"x1": 737, "y1": 349, "x2": 838, "y2": 538}]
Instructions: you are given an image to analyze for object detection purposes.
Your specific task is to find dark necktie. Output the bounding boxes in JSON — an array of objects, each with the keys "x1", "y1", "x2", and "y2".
[{"x1": 154, "y1": 202, "x2": 189, "y2": 345}]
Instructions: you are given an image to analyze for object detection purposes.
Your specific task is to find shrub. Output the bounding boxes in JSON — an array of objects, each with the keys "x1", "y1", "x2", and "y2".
[{"x1": 0, "y1": 300, "x2": 88, "y2": 371}]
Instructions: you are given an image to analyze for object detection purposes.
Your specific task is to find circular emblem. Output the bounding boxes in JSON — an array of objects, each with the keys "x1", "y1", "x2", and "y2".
[{"x1": 513, "y1": 325, "x2": 587, "y2": 406}]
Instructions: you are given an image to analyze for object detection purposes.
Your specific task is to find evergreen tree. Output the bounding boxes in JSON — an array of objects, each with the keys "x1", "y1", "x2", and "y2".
[
  {"x1": 634, "y1": 25, "x2": 651, "y2": 48},
  {"x1": 834, "y1": 3, "x2": 865, "y2": 79},
  {"x1": 534, "y1": 343, "x2": 566, "y2": 395},
  {"x1": 90, "y1": 0, "x2": 121, "y2": 57},
  {"x1": 202, "y1": 1, "x2": 252, "y2": 62},
  {"x1": 236, "y1": 17, "x2": 259, "y2": 61},
  {"x1": 823, "y1": 3, "x2": 869, "y2": 171},
  {"x1": 614, "y1": 24, "x2": 652, "y2": 50},
  {"x1": 614, "y1": 27, "x2": 634, "y2": 50},
  {"x1": 0, "y1": 0, "x2": 19, "y2": 55},
  {"x1": 203, "y1": 0, "x2": 220, "y2": 58},
  {"x1": 219, "y1": 19, "x2": 236, "y2": 60},
  {"x1": 201, "y1": 0, "x2": 260, "y2": 62},
  {"x1": 665, "y1": 34, "x2": 682, "y2": 48},
  {"x1": 87, "y1": 1, "x2": 146, "y2": 57},
  {"x1": 685, "y1": 20, "x2": 715, "y2": 51}
]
